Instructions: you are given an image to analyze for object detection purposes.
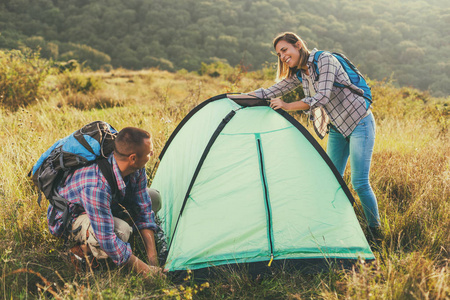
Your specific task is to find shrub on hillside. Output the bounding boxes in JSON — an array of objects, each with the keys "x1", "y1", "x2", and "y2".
[
  {"x1": 56, "y1": 59, "x2": 80, "y2": 73},
  {"x1": 58, "y1": 72, "x2": 103, "y2": 94},
  {"x1": 198, "y1": 61, "x2": 234, "y2": 79},
  {"x1": 142, "y1": 56, "x2": 174, "y2": 71},
  {"x1": 64, "y1": 91, "x2": 126, "y2": 110},
  {"x1": 24, "y1": 36, "x2": 59, "y2": 60},
  {"x1": 59, "y1": 43, "x2": 111, "y2": 71},
  {"x1": 0, "y1": 49, "x2": 51, "y2": 111},
  {"x1": 248, "y1": 62, "x2": 277, "y2": 81}
]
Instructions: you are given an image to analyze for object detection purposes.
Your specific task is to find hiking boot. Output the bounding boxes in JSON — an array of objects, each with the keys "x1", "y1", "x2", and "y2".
[
  {"x1": 68, "y1": 245, "x2": 87, "y2": 272},
  {"x1": 68, "y1": 245, "x2": 100, "y2": 272}
]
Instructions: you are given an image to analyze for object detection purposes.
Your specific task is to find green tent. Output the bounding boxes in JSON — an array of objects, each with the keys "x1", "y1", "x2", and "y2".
[{"x1": 151, "y1": 94, "x2": 374, "y2": 274}]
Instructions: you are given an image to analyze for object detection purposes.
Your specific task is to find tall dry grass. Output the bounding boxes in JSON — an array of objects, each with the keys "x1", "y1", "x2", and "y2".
[{"x1": 0, "y1": 65, "x2": 449, "y2": 299}]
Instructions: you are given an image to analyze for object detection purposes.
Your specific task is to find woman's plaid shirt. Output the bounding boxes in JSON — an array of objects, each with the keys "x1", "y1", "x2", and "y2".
[
  {"x1": 47, "y1": 154, "x2": 156, "y2": 266},
  {"x1": 254, "y1": 49, "x2": 369, "y2": 138}
]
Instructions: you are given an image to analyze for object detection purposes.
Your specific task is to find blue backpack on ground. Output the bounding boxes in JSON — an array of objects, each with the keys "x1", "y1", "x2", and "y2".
[
  {"x1": 29, "y1": 121, "x2": 118, "y2": 233},
  {"x1": 297, "y1": 51, "x2": 372, "y2": 109}
]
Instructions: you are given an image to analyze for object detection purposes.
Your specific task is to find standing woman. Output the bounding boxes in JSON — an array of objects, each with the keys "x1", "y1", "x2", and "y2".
[{"x1": 229, "y1": 32, "x2": 381, "y2": 235}]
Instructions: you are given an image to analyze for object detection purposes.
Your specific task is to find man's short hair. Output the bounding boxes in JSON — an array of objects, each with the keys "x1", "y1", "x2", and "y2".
[{"x1": 114, "y1": 127, "x2": 151, "y2": 157}]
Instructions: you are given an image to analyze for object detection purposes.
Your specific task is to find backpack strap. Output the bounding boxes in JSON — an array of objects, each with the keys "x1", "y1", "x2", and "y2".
[
  {"x1": 50, "y1": 193, "x2": 72, "y2": 229},
  {"x1": 97, "y1": 158, "x2": 119, "y2": 198},
  {"x1": 48, "y1": 191, "x2": 82, "y2": 237},
  {"x1": 75, "y1": 134, "x2": 96, "y2": 156},
  {"x1": 97, "y1": 158, "x2": 139, "y2": 223},
  {"x1": 312, "y1": 50, "x2": 324, "y2": 81},
  {"x1": 296, "y1": 50, "x2": 324, "y2": 83}
]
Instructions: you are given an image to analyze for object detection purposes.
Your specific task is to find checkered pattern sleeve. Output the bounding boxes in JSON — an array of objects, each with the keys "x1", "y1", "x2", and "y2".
[
  {"x1": 132, "y1": 169, "x2": 157, "y2": 231},
  {"x1": 253, "y1": 76, "x2": 302, "y2": 100}
]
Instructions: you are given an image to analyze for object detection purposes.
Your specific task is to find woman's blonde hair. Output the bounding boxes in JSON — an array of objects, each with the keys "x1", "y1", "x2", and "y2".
[{"x1": 273, "y1": 32, "x2": 310, "y2": 81}]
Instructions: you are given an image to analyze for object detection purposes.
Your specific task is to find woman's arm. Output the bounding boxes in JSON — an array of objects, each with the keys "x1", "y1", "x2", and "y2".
[
  {"x1": 228, "y1": 75, "x2": 305, "y2": 110},
  {"x1": 228, "y1": 91, "x2": 310, "y2": 111},
  {"x1": 228, "y1": 76, "x2": 301, "y2": 101},
  {"x1": 270, "y1": 98, "x2": 310, "y2": 111}
]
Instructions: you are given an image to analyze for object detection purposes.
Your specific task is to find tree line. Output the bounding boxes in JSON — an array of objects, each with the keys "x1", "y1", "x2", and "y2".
[{"x1": 0, "y1": 0, "x2": 449, "y2": 96}]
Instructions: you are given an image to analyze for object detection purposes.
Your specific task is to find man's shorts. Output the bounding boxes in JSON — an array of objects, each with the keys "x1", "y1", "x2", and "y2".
[{"x1": 70, "y1": 214, "x2": 133, "y2": 259}]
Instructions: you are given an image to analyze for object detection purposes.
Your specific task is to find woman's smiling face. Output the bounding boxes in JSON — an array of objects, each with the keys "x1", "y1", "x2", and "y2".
[{"x1": 275, "y1": 40, "x2": 301, "y2": 68}]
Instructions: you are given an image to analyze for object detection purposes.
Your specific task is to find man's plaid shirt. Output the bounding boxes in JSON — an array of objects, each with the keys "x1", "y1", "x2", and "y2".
[
  {"x1": 254, "y1": 49, "x2": 369, "y2": 138},
  {"x1": 47, "y1": 154, "x2": 156, "y2": 266}
]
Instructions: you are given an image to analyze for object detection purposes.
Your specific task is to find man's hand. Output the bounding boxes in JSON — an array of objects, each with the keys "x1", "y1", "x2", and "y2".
[
  {"x1": 126, "y1": 254, "x2": 165, "y2": 279},
  {"x1": 126, "y1": 228, "x2": 164, "y2": 279}
]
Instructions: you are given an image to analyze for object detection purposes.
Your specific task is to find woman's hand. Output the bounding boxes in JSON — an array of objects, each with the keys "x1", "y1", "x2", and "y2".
[{"x1": 270, "y1": 98, "x2": 287, "y2": 110}]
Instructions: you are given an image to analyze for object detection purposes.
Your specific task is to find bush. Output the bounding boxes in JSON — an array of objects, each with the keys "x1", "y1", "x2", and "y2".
[
  {"x1": 142, "y1": 56, "x2": 174, "y2": 71},
  {"x1": 24, "y1": 36, "x2": 59, "y2": 60},
  {"x1": 58, "y1": 72, "x2": 103, "y2": 94},
  {"x1": 56, "y1": 59, "x2": 80, "y2": 73},
  {"x1": 64, "y1": 91, "x2": 125, "y2": 110},
  {"x1": 100, "y1": 64, "x2": 113, "y2": 72},
  {"x1": 0, "y1": 49, "x2": 51, "y2": 110},
  {"x1": 59, "y1": 43, "x2": 111, "y2": 70},
  {"x1": 198, "y1": 61, "x2": 234, "y2": 79},
  {"x1": 248, "y1": 62, "x2": 277, "y2": 81}
]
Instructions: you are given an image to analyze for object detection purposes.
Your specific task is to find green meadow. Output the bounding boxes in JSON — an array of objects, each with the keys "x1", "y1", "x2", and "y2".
[{"x1": 0, "y1": 52, "x2": 449, "y2": 299}]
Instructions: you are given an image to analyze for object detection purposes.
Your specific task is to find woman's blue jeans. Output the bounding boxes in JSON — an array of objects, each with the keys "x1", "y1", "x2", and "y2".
[{"x1": 327, "y1": 113, "x2": 381, "y2": 228}]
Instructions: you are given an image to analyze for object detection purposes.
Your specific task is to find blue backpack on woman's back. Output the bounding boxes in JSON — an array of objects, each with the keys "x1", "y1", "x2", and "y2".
[{"x1": 297, "y1": 51, "x2": 372, "y2": 109}]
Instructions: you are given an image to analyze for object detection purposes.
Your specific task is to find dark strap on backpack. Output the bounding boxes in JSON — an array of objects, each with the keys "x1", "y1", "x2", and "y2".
[
  {"x1": 98, "y1": 158, "x2": 141, "y2": 225},
  {"x1": 97, "y1": 158, "x2": 135, "y2": 219},
  {"x1": 48, "y1": 191, "x2": 82, "y2": 237},
  {"x1": 97, "y1": 158, "x2": 119, "y2": 197},
  {"x1": 49, "y1": 193, "x2": 72, "y2": 230}
]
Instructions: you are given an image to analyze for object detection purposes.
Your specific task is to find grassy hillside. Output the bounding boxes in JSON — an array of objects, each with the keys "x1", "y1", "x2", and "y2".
[
  {"x1": 1, "y1": 0, "x2": 450, "y2": 96},
  {"x1": 0, "y1": 65, "x2": 449, "y2": 298}
]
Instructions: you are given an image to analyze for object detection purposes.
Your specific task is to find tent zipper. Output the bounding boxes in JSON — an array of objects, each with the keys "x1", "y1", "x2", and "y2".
[{"x1": 255, "y1": 134, "x2": 275, "y2": 266}]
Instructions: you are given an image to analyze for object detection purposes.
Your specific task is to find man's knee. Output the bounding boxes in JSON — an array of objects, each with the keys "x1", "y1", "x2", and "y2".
[
  {"x1": 148, "y1": 188, "x2": 161, "y2": 213},
  {"x1": 70, "y1": 214, "x2": 91, "y2": 244},
  {"x1": 113, "y1": 217, "x2": 133, "y2": 242},
  {"x1": 69, "y1": 215, "x2": 133, "y2": 260},
  {"x1": 71, "y1": 214, "x2": 132, "y2": 244}
]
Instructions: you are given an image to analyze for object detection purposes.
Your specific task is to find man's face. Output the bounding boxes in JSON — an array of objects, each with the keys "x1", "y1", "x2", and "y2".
[{"x1": 134, "y1": 138, "x2": 153, "y2": 169}]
